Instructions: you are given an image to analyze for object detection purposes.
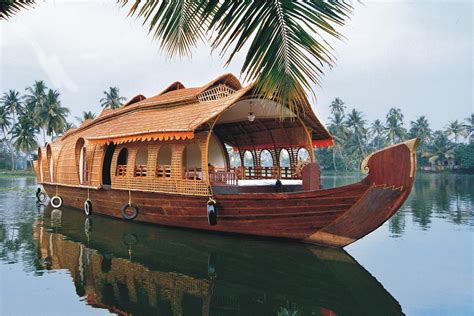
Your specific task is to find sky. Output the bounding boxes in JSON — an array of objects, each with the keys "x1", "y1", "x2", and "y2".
[{"x1": 0, "y1": 0, "x2": 472, "y2": 131}]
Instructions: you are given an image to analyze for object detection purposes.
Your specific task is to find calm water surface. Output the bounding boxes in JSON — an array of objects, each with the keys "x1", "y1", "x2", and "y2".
[{"x1": 0, "y1": 173, "x2": 472, "y2": 315}]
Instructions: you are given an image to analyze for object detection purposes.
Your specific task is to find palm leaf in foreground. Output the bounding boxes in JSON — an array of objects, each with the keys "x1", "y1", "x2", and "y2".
[
  {"x1": 120, "y1": 0, "x2": 352, "y2": 113},
  {"x1": 0, "y1": 0, "x2": 36, "y2": 20}
]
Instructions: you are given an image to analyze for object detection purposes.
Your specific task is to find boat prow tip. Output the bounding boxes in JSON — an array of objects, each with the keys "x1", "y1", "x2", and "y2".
[{"x1": 361, "y1": 138, "x2": 420, "y2": 174}]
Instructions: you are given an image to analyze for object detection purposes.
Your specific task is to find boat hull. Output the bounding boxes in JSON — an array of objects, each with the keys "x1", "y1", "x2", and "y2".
[{"x1": 42, "y1": 139, "x2": 419, "y2": 248}]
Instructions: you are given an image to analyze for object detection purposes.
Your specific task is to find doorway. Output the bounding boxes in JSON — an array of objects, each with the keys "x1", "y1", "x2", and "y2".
[{"x1": 102, "y1": 144, "x2": 116, "y2": 185}]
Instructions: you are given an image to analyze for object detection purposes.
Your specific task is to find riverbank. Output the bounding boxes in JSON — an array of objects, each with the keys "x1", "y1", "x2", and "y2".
[{"x1": 0, "y1": 170, "x2": 36, "y2": 178}]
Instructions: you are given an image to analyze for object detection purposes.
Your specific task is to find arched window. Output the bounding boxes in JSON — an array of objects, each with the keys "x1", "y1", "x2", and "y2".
[
  {"x1": 279, "y1": 149, "x2": 291, "y2": 179},
  {"x1": 297, "y1": 148, "x2": 310, "y2": 162},
  {"x1": 46, "y1": 145, "x2": 53, "y2": 182},
  {"x1": 226, "y1": 144, "x2": 241, "y2": 168},
  {"x1": 75, "y1": 138, "x2": 89, "y2": 185},
  {"x1": 134, "y1": 148, "x2": 148, "y2": 177},
  {"x1": 243, "y1": 150, "x2": 255, "y2": 179},
  {"x1": 116, "y1": 148, "x2": 128, "y2": 177},
  {"x1": 243, "y1": 151, "x2": 254, "y2": 167},
  {"x1": 183, "y1": 144, "x2": 202, "y2": 180},
  {"x1": 279, "y1": 149, "x2": 290, "y2": 167},
  {"x1": 260, "y1": 150, "x2": 273, "y2": 167},
  {"x1": 156, "y1": 145, "x2": 172, "y2": 178}
]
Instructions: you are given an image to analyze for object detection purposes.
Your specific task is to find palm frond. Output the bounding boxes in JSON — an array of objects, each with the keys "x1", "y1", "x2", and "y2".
[
  {"x1": 0, "y1": 0, "x2": 36, "y2": 20},
  {"x1": 120, "y1": 0, "x2": 352, "y2": 113},
  {"x1": 120, "y1": 0, "x2": 207, "y2": 57}
]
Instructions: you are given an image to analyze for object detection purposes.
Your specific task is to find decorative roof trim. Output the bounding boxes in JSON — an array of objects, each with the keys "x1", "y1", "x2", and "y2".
[
  {"x1": 87, "y1": 131, "x2": 195, "y2": 145},
  {"x1": 123, "y1": 94, "x2": 146, "y2": 107},
  {"x1": 158, "y1": 81, "x2": 186, "y2": 95}
]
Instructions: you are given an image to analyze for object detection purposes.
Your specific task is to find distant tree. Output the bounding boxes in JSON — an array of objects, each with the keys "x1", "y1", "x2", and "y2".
[
  {"x1": 445, "y1": 120, "x2": 467, "y2": 144},
  {"x1": 24, "y1": 80, "x2": 48, "y2": 145},
  {"x1": 60, "y1": 122, "x2": 76, "y2": 135},
  {"x1": 455, "y1": 143, "x2": 474, "y2": 169},
  {"x1": 328, "y1": 111, "x2": 349, "y2": 171},
  {"x1": 100, "y1": 87, "x2": 126, "y2": 109},
  {"x1": 385, "y1": 107, "x2": 406, "y2": 145},
  {"x1": 0, "y1": 89, "x2": 23, "y2": 170},
  {"x1": 1, "y1": 90, "x2": 23, "y2": 124},
  {"x1": 422, "y1": 131, "x2": 455, "y2": 167},
  {"x1": 0, "y1": 106, "x2": 11, "y2": 141},
  {"x1": 464, "y1": 114, "x2": 473, "y2": 143},
  {"x1": 409, "y1": 116, "x2": 431, "y2": 147},
  {"x1": 36, "y1": 89, "x2": 70, "y2": 140},
  {"x1": 329, "y1": 98, "x2": 346, "y2": 116},
  {"x1": 11, "y1": 117, "x2": 38, "y2": 169},
  {"x1": 370, "y1": 119, "x2": 385, "y2": 149},
  {"x1": 345, "y1": 109, "x2": 367, "y2": 157},
  {"x1": 76, "y1": 111, "x2": 96, "y2": 123}
]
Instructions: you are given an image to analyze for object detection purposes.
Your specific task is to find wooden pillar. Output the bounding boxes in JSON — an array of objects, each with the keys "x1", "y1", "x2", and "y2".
[{"x1": 171, "y1": 144, "x2": 185, "y2": 179}]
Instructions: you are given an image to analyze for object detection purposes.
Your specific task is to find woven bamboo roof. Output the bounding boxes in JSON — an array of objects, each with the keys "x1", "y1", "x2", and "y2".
[{"x1": 60, "y1": 73, "x2": 332, "y2": 146}]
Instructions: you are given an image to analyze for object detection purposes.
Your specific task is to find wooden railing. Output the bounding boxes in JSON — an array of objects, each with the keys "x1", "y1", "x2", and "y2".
[
  {"x1": 156, "y1": 165, "x2": 171, "y2": 178},
  {"x1": 134, "y1": 165, "x2": 147, "y2": 177},
  {"x1": 208, "y1": 166, "x2": 299, "y2": 185},
  {"x1": 184, "y1": 167, "x2": 202, "y2": 180},
  {"x1": 116, "y1": 165, "x2": 127, "y2": 177},
  {"x1": 209, "y1": 171, "x2": 238, "y2": 185}
]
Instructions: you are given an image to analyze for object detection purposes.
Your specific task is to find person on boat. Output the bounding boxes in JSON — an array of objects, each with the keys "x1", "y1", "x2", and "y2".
[{"x1": 208, "y1": 163, "x2": 216, "y2": 173}]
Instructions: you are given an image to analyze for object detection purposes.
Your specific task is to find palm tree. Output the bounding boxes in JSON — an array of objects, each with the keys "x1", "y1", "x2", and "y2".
[
  {"x1": 100, "y1": 87, "x2": 126, "y2": 109},
  {"x1": 328, "y1": 111, "x2": 349, "y2": 171},
  {"x1": 345, "y1": 109, "x2": 367, "y2": 157},
  {"x1": 410, "y1": 116, "x2": 431, "y2": 147},
  {"x1": 422, "y1": 131, "x2": 455, "y2": 168},
  {"x1": 445, "y1": 120, "x2": 467, "y2": 144},
  {"x1": 370, "y1": 119, "x2": 385, "y2": 149},
  {"x1": 385, "y1": 107, "x2": 406, "y2": 145},
  {"x1": 464, "y1": 114, "x2": 473, "y2": 143},
  {"x1": 60, "y1": 122, "x2": 76, "y2": 135},
  {"x1": 1, "y1": 90, "x2": 23, "y2": 123},
  {"x1": 24, "y1": 80, "x2": 48, "y2": 145},
  {"x1": 1, "y1": 90, "x2": 23, "y2": 170},
  {"x1": 11, "y1": 117, "x2": 38, "y2": 170},
  {"x1": 36, "y1": 89, "x2": 70, "y2": 140},
  {"x1": 76, "y1": 111, "x2": 96, "y2": 123},
  {"x1": 329, "y1": 98, "x2": 346, "y2": 116},
  {"x1": 120, "y1": 1, "x2": 352, "y2": 113},
  {"x1": 0, "y1": 106, "x2": 11, "y2": 141}
]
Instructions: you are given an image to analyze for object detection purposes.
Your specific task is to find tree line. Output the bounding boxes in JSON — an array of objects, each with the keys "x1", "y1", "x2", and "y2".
[
  {"x1": 1, "y1": 84, "x2": 472, "y2": 172},
  {"x1": 316, "y1": 98, "x2": 474, "y2": 172},
  {"x1": 0, "y1": 81, "x2": 126, "y2": 170}
]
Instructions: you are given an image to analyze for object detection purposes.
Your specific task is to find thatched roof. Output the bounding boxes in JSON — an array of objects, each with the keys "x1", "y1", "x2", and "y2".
[{"x1": 60, "y1": 73, "x2": 332, "y2": 146}]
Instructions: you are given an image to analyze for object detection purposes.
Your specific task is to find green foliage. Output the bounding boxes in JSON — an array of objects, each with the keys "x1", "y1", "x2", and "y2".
[
  {"x1": 76, "y1": 111, "x2": 96, "y2": 123},
  {"x1": 120, "y1": 0, "x2": 352, "y2": 114},
  {"x1": 422, "y1": 131, "x2": 455, "y2": 165},
  {"x1": 455, "y1": 143, "x2": 474, "y2": 169},
  {"x1": 100, "y1": 87, "x2": 126, "y2": 109},
  {"x1": 35, "y1": 89, "x2": 70, "y2": 139},
  {"x1": 319, "y1": 98, "x2": 471, "y2": 172}
]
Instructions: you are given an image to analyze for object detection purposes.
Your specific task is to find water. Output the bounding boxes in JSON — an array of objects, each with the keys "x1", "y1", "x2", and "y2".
[{"x1": 0, "y1": 174, "x2": 472, "y2": 315}]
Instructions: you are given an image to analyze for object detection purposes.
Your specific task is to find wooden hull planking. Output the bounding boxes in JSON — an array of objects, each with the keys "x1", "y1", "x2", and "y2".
[{"x1": 42, "y1": 139, "x2": 419, "y2": 248}]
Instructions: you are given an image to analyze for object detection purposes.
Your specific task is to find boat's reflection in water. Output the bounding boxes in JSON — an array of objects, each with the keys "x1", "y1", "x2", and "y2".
[{"x1": 35, "y1": 206, "x2": 403, "y2": 316}]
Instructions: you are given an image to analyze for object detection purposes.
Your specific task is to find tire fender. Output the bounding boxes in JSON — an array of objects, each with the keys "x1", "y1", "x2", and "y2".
[
  {"x1": 120, "y1": 203, "x2": 139, "y2": 220},
  {"x1": 50, "y1": 195, "x2": 63, "y2": 208}
]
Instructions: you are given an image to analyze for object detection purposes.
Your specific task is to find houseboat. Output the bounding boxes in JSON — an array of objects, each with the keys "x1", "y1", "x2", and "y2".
[{"x1": 33, "y1": 73, "x2": 419, "y2": 248}]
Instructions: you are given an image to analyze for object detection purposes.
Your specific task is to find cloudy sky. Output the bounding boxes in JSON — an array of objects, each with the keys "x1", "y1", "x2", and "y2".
[{"x1": 0, "y1": 0, "x2": 472, "y2": 130}]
